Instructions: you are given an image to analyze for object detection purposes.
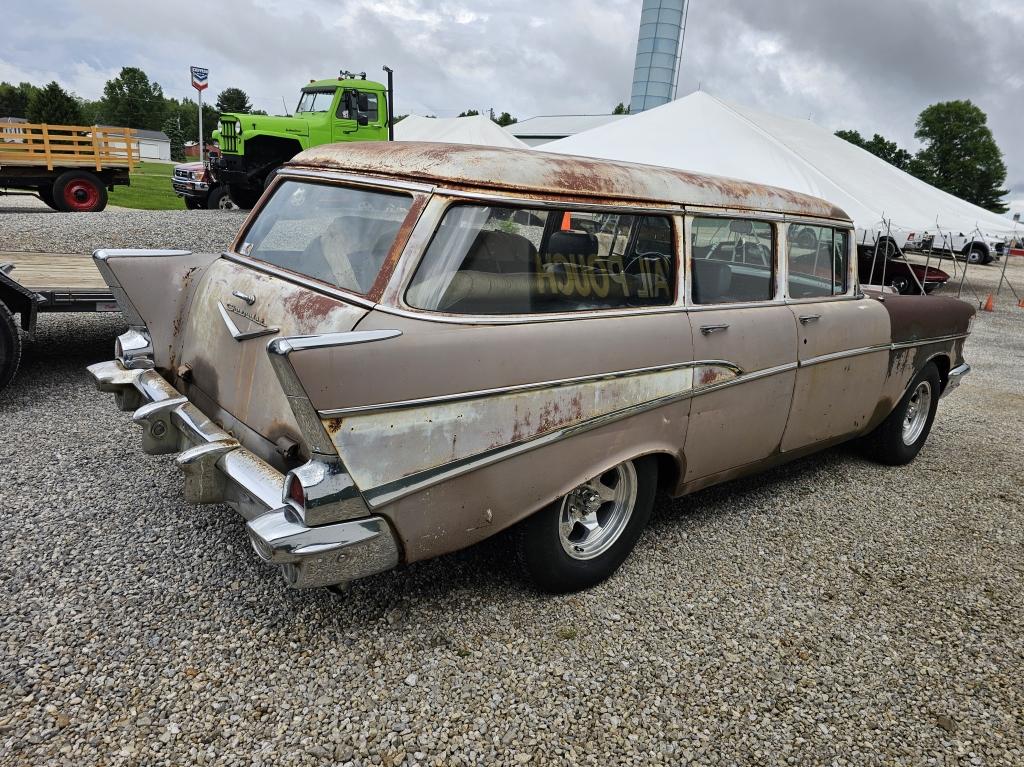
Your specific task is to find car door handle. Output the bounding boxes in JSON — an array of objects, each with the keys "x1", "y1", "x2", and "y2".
[
  {"x1": 699, "y1": 323, "x2": 729, "y2": 335},
  {"x1": 798, "y1": 314, "x2": 821, "y2": 324}
]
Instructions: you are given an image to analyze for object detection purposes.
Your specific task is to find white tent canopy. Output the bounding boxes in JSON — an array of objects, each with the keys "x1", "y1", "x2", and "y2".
[
  {"x1": 395, "y1": 114, "x2": 528, "y2": 149},
  {"x1": 545, "y1": 91, "x2": 1017, "y2": 238}
]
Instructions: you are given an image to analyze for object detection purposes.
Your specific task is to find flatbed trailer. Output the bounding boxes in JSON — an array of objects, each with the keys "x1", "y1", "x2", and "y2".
[
  {"x1": 0, "y1": 251, "x2": 119, "y2": 390},
  {"x1": 0, "y1": 123, "x2": 138, "y2": 212}
]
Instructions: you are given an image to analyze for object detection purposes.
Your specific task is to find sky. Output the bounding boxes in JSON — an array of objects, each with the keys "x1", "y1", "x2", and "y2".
[{"x1": 3, "y1": 0, "x2": 1022, "y2": 218}]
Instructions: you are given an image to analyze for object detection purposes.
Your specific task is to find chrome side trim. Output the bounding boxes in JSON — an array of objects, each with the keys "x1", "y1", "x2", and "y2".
[
  {"x1": 890, "y1": 333, "x2": 969, "y2": 350},
  {"x1": 269, "y1": 328, "x2": 401, "y2": 355},
  {"x1": 217, "y1": 301, "x2": 279, "y2": 341},
  {"x1": 800, "y1": 344, "x2": 890, "y2": 368},
  {"x1": 360, "y1": 360, "x2": 795, "y2": 508},
  {"x1": 318, "y1": 359, "x2": 741, "y2": 418}
]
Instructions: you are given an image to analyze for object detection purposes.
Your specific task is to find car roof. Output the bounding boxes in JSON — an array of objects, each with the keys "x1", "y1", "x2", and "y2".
[{"x1": 288, "y1": 141, "x2": 850, "y2": 221}]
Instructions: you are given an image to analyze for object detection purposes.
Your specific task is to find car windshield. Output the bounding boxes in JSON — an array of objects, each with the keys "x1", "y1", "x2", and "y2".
[
  {"x1": 296, "y1": 89, "x2": 335, "y2": 113},
  {"x1": 238, "y1": 181, "x2": 413, "y2": 295}
]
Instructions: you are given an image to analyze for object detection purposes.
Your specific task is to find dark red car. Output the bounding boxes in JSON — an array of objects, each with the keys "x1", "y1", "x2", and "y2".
[{"x1": 858, "y1": 245, "x2": 950, "y2": 294}]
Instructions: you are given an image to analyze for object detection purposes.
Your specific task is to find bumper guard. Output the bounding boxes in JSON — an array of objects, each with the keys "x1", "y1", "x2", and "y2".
[{"x1": 86, "y1": 359, "x2": 399, "y2": 588}]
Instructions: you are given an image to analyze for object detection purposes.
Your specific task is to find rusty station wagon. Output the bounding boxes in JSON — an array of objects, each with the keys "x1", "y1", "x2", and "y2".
[{"x1": 87, "y1": 143, "x2": 974, "y2": 593}]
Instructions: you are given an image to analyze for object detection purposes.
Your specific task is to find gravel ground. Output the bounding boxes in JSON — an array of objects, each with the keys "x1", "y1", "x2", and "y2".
[
  {"x1": 1, "y1": 247, "x2": 1022, "y2": 765},
  {"x1": 0, "y1": 203, "x2": 246, "y2": 254}
]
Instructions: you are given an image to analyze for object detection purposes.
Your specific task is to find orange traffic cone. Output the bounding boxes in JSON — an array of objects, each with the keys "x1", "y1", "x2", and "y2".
[
  {"x1": 982, "y1": 294, "x2": 995, "y2": 312},
  {"x1": 561, "y1": 212, "x2": 572, "y2": 231}
]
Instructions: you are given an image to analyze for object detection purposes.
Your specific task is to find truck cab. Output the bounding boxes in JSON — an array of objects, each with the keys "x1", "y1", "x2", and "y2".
[{"x1": 211, "y1": 72, "x2": 390, "y2": 207}]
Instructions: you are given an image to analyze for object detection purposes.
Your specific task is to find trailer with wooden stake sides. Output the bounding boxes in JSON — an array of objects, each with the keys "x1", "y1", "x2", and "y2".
[
  {"x1": 0, "y1": 123, "x2": 139, "y2": 212},
  {"x1": 0, "y1": 251, "x2": 119, "y2": 391}
]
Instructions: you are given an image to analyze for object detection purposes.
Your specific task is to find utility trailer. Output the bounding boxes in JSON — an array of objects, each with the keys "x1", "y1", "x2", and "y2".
[
  {"x1": 0, "y1": 251, "x2": 118, "y2": 390},
  {"x1": 0, "y1": 123, "x2": 139, "y2": 212}
]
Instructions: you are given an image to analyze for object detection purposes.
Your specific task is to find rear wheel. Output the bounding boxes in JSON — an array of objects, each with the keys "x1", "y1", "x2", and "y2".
[
  {"x1": 0, "y1": 301, "x2": 21, "y2": 392},
  {"x1": 514, "y1": 457, "x2": 656, "y2": 593},
  {"x1": 53, "y1": 170, "x2": 108, "y2": 212},
  {"x1": 860, "y1": 362, "x2": 941, "y2": 465},
  {"x1": 965, "y1": 245, "x2": 987, "y2": 265}
]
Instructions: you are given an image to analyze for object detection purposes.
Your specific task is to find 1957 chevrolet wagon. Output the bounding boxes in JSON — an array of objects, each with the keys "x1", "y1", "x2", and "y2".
[{"x1": 87, "y1": 143, "x2": 974, "y2": 593}]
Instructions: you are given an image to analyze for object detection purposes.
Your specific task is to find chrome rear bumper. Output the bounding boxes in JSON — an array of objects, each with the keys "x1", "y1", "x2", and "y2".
[
  {"x1": 942, "y1": 362, "x2": 970, "y2": 398},
  {"x1": 87, "y1": 359, "x2": 399, "y2": 589}
]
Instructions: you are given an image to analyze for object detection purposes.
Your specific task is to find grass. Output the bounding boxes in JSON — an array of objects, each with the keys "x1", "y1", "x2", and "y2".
[{"x1": 107, "y1": 161, "x2": 185, "y2": 210}]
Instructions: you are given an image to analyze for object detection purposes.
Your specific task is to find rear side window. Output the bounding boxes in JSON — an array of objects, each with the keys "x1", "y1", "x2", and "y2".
[
  {"x1": 690, "y1": 217, "x2": 775, "y2": 304},
  {"x1": 787, "y1": 225, "x2": 849, "y2": 298},
  {"x1": 239, "y1": 181, "x2": 412, "y2": 295},
  {"x1": 406, "y1": 204, "x2": 676, "y2": 314}
]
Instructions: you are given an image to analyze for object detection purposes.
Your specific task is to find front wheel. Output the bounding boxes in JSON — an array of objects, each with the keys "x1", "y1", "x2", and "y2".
[
  {"x1": 514, "y1": 457, "x2": 656, "y2": 593},
  {"x1": 859, "y1": 362, "x2": 941, "y2": 465},
  {"x1": 206, "y1": 186, "x2": 237, "y2": 210}
]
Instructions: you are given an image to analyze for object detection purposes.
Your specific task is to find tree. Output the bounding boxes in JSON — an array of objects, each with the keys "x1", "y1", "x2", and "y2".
[
  {"x1": 835, "y1": 129, "x2": 918, "y2": 174},
  {"x1": 0, "y1": 81, "x2": 38, "y2": 118},
  {"x1": 492, "y1": 111, "x2": 517, "y2": 127},
  {"x1": 913, "y1": 100, "x2": 1008, "y2": 213},
  {"x1": 100, "y1": 67, "x2": 167, "y2": 130},
  {"x1": 165, "y1": 97, "x2": 218, "y2": 145},
  {"x1": 26, "y1": 81, "x2": 83, "y2": 125},
  {"x1": 216, "y1": 87, "x2": 252, "y2": 114},
  {"x1": 612, "y1": 102, "x2": 630, "y2": 115},
  {"x1": 162, "y1": 115, "x2": 186, "y2": 162},
  {"x1": 458, "y1": 109, "x2": 480, "y2": 117}
]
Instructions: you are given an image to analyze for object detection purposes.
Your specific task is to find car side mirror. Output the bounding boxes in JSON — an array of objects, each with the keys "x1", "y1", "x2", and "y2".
[{"x1": 357, "y1": 114, "x2": 369, "y2": 126}]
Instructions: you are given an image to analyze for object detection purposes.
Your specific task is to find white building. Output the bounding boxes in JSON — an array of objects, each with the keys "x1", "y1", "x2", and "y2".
[{"x1": 133, "y1": 129, "x2": 171, "y2": 161}]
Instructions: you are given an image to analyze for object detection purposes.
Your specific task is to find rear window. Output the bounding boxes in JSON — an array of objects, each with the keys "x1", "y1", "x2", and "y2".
[
  {"x1": 406, "y1": 204, "x2": 676, "y2": 314},
  {"x1": 238, "y1": 181, "x2": 412, "y2": 294}
]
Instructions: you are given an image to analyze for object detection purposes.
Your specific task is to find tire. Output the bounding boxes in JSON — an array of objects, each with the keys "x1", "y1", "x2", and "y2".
[
  {"x1": 965, "y1": 245, "x2": 987, "y2": 265},
  {"x1": 860, "y1": 362, "x2": 941, "y2": 466},
  {"x1": 205, "y1": 186, "x2": 237, "y2": 210},
  {"x1": 889, "y1": 276, "x2": 912, "y2": 295},
  {"x1": 0, "y1": 301, "x2": 21, "y2": 392},
  {"x1": 37, "y1": 184, "x2": 59, "y2": 211},
  {"x1": 53, "y1": 170, "x2": 108, "y2": 212},
  {"x1": 514, "y1": 456, "x2": 657, "y2": 593},
  {"x1": 184, "y1": 196, "x2": 204, "y2": 210},
  {"x1": 228, "y1": 185, "x2": 261, "y2": 210}
]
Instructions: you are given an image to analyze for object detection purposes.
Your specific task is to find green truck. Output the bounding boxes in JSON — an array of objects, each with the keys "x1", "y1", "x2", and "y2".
[{"x1": 211, "y1": 67, "x2": 394, "y2": 207}]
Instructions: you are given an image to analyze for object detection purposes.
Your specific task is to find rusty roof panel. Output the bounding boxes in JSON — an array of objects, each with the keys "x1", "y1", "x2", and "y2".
[{"x1": 288, "y1": 142, "x2": 850, "y2": 221}]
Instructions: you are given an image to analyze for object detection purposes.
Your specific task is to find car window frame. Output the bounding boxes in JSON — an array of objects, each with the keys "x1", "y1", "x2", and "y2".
[
  {"x1": 685, "y1": 213, "x2": 780, "y2": 309},
  {"x1": 782, "y1": 221, "x2": 857, "y2": 303},
  {"x1": 394, "y1": 193, "x2": 686, "y2": 322}
]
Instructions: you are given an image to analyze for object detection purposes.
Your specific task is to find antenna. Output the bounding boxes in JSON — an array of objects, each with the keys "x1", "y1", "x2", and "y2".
[{"x1": 281, "y1": 96, "x2": 290, "y2": 116}]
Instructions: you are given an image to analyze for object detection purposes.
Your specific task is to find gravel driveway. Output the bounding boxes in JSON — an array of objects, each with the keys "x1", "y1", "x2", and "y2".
[{"x1": 1, "y1": 229, "x2": 1022, "y2": 765}]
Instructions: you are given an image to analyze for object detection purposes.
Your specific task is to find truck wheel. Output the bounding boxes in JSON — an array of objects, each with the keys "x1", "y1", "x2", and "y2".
[
  {"x1": 859, "y1": 362, "x2": 941, "y2": 466},
  {"x1": 514, "y1": 457, "x2": 656, "y2": 593},
  {"x1": 37, "y1": 184, "x2": 59, "y2": 211},
  {"x1": 53, "y1": 170, "x2": 108, "y2": 212},
  {"x1": 206, "y1": 186, "x2": 237, "y2": 210},
  {"x1": 965, "y1": 245, "x2": 987, "y2": 265},
  {"x1": 228, "y1": 185, "x2": 261, "y2": 210},
  {"x1": 0, "y1": 300, "x2": 21, "y2": 392}
]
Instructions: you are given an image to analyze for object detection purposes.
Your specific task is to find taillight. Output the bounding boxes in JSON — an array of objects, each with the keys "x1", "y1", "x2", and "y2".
[{"x1": 286, "y1": 474, "x2": 305, "y2": 509}]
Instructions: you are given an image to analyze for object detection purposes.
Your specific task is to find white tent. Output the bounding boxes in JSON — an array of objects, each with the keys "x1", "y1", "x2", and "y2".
[
  {"x1": 545, "y1": 91, "x2": 1018, "y2": 239},
  {"x1": 395, "y1": 114, "x2": 528, "y2": 149}
]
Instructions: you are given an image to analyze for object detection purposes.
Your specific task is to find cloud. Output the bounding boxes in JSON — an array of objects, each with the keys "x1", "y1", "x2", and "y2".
[{"x1": 2, "y1": 0, "x2": 1021, "y2": 194}]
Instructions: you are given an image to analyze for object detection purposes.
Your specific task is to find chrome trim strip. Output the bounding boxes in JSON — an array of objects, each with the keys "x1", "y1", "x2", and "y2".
[
  {"x1": 318, "y1": 360, "x2": 742, "y2": 418},
  {"x1": 800, "y1": 343, "x2": 890, "y2": 368},
  {"x1": 269, "y1": 328, "x2": 401, "y2": 356},
  {"x1": 217, "y1": 301, "x2": 279, "y2": 341},
  {"x1": 373, "y1": 301, "x2": 687, "y2": 325},
  {"x1": 890, "y1": 333, "x2": 969, "y2": 350},
  {"x1": 360, "y1": 360, "x2": 797, "y2": 508}
]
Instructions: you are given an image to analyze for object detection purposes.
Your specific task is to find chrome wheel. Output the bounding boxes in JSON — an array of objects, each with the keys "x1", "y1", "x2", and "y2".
[
  {"x1": 218, "y1": 194, "x2": 238, "y2": 210},
  {"x1": 558, "y1": 462, "x2": 638, "y2": 561},
  {"x1": 902, "y1": 380, "x2": 932, "y2": 445}
]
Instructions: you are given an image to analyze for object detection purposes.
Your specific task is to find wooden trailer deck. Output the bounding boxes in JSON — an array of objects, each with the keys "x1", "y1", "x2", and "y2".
[{"x1": 0, "y1": 251, "x2": 116, "y2": 311}]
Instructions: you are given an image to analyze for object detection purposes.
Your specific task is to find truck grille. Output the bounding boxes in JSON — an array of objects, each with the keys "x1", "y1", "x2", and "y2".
[
  {"x1": 174, "y1": 168, "x2": 190, "y2": 179},
  {"x1": 219, "y1": 120, "x2": 238, "y2": 152}
]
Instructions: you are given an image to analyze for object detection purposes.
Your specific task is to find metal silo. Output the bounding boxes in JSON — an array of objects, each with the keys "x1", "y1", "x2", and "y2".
[{"x1": 629, "y1": 0, "x2": 689, "y2": 113}]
